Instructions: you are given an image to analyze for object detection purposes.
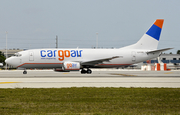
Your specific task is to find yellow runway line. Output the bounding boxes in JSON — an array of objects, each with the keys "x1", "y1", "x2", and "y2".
[
  {"x1": 0, "y1": 82, "x2": 20, "y2": 84},
  {"x1": 164, "y1": 72, "x2": 173, "y2": 74},
  {"x1": 110, "y1": 73, "x2": 137, "y2": 77}
]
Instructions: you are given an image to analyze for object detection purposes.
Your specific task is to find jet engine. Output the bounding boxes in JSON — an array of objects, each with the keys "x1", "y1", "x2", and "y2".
[{"x1": 62, "y1": 62, "x2": 80, "y2": 71}]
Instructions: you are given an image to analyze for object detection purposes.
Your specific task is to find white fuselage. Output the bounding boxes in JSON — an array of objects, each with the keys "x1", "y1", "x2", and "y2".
[{"x1": 6, "y1": 48, "x2": 159, "y2": 69}]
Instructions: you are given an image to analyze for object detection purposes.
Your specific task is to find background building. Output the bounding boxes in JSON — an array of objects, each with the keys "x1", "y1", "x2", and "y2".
[{"x1": 0, "y1": 49, "x2": 23, "y2": 58}]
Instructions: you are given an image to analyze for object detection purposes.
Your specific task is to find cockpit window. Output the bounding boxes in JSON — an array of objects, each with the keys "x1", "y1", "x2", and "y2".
[{"x1": 14, "y1": 53, "x2": 22, "y2": 57}]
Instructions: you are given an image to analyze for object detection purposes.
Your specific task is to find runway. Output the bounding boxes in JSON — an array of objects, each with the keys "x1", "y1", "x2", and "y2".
[{"x1": 0, "y1": 69, "x2": 180, "y2": 88}]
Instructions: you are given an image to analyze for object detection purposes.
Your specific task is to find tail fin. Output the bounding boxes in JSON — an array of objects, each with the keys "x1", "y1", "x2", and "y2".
[{"x1": 125, "y1": 19, "x2": 164, "y2": 50}]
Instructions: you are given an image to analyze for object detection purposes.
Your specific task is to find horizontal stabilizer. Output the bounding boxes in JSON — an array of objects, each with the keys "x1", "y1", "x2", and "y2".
[{"x1": 147, "y1": 48, "x2": 173, "y2": 54}]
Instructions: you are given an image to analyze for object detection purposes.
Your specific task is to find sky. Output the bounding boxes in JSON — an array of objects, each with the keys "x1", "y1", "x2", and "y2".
[{"x1": 0, "y1": 0, "x2": 180, "y2": 54}]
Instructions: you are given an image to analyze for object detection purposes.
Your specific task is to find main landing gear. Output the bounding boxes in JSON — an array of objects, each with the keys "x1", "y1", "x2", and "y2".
[{"x1": 81, "y1": 68, "x2": 92, "y2": 74}]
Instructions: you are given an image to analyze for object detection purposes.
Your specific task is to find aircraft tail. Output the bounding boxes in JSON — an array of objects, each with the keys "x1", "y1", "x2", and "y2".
[{"x1": 125, "y1": 19, "x2": 164, "y2": 50}]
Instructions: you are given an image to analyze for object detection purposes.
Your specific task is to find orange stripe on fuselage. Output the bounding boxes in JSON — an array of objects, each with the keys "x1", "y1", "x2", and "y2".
[
  {"x1": 98, "y1": 64, "x2": 131, "y2": 66},
  {"x1": 17, "y1": 63, "x2": 63, "y2": 68},
  {"x1": 154, "y1": 19, "x2": 164, "y2": 29}
]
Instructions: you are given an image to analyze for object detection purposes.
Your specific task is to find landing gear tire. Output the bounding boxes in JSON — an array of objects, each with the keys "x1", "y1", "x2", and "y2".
[
  {"x1": 81, "y1": 69, "x2": 87, "y2": 74},
  {"x1": 23, "y1": 69, "x2": 27, "y2": 74},
  {"x1": 81, "y1": 68, "x2": 92, "y2": 74},
  {"x1": 87, "y1": 69, "x2": 92, "y2": 74},
  {"x1": 23, "y1": 70, "x2": 27, "y2": 74}
]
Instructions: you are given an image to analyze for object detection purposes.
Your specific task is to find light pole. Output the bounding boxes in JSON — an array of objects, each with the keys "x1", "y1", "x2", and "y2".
[
  {"x1": 6, "y1": 31, "x2": 8, "y2": 69},
  {"x1": 56, "y1": 35, "x2": 58, "y2": 48}
]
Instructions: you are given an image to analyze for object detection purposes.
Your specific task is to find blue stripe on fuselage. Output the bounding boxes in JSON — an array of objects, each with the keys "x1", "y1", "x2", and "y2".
[{"x1": 146, "y1": 24, "x2": 162, "y2": 41}]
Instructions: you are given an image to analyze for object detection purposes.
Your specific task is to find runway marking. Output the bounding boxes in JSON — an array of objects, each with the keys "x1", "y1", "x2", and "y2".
[
  {"x1": 0, "y1": 82, "x2": 20, "y2": 84},
  {"x1": 165, "y1": 72, "x2": 173, "y2": 74},
  {"x1": 2, "y1": 81, "x2": 180, "y2": 84},
  {"x1": 110, "y1": 73, "x2": 137, "y2": 77}
]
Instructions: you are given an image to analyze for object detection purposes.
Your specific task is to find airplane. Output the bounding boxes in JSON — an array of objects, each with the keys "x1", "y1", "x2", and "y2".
[{"x1": 5, "y1": 19, "x2": 172, "y2": 74}]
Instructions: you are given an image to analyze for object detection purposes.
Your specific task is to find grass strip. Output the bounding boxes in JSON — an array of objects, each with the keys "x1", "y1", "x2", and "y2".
[{"x1": 0, "y1": 87, "x2": 180, "y2": 114}]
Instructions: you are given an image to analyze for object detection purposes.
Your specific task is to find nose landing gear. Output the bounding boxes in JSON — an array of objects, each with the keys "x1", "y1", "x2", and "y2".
[
  {"x1": 81, "y1": 68, "x2": 92, "y2": 74},
  {"x1": 23, "y1": 69, "x2": 27, "y2": 74}
]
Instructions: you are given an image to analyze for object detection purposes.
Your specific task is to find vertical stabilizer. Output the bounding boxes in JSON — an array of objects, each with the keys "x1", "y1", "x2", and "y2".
[{"x1": 125, "y1": 19, "x2": 164, "y2": 50}]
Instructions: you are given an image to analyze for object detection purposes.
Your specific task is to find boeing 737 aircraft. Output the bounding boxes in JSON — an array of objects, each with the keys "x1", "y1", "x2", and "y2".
[{"x1": 5, "y1": 19, "x2": 172, "y2": 74}]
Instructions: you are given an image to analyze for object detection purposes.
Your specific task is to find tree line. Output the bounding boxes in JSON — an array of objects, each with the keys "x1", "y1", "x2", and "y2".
[{"x1": 0, "y1": 51, "x2": 5, "y2": 66}]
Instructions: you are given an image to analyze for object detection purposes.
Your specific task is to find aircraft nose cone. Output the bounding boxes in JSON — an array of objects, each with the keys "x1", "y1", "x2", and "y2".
[
  {"x1": 5, "y1": 58, "x2": 11, "y2": 65},
  {"x1": 5, "y1": 57, "x2": 19, "y2": 68}
]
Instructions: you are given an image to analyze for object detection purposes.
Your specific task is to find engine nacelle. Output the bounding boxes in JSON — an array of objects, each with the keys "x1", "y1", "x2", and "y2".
[{"x1": 62, "y1": 62, "x2": 80, "y2": 71}]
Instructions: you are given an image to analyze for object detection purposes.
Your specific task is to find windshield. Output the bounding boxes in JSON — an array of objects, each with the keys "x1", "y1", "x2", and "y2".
[{"x1": 14, "y1": 53, "x2": 22, "y2": 57}]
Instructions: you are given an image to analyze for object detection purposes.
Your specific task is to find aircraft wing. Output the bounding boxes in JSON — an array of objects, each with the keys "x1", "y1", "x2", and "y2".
[
  {"x1": 81, "y1": 56, "x2": 119, "y2": 66},
  {"x1": 147, "y1": 48, "x2": 173, "y2": 54}
]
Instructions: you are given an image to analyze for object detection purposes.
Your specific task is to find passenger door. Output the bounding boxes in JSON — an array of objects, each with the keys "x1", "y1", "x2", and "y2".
[
  {"x1": 29, "y1": 51, "x2": 34, "y2": 61},
  {"x1": 132, "y1": 51, "x2": 136, "y2": 62}
]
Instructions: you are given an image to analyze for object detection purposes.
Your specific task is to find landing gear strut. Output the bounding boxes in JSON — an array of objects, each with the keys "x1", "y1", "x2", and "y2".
[{"x1": 81, "y1": 68, "x2": 92, "y2": 74}]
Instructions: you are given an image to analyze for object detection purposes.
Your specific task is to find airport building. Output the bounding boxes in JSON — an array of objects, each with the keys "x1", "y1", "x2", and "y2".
[
  {"x1": 137, "y1": 54, "x2": 180, "y2": 70},
  {"x1": 0, "y1": 49, "x2": 23, "y2": 58},
  {"x1": 143, "y1": 54, "x2": 180, "y2": 64}
]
